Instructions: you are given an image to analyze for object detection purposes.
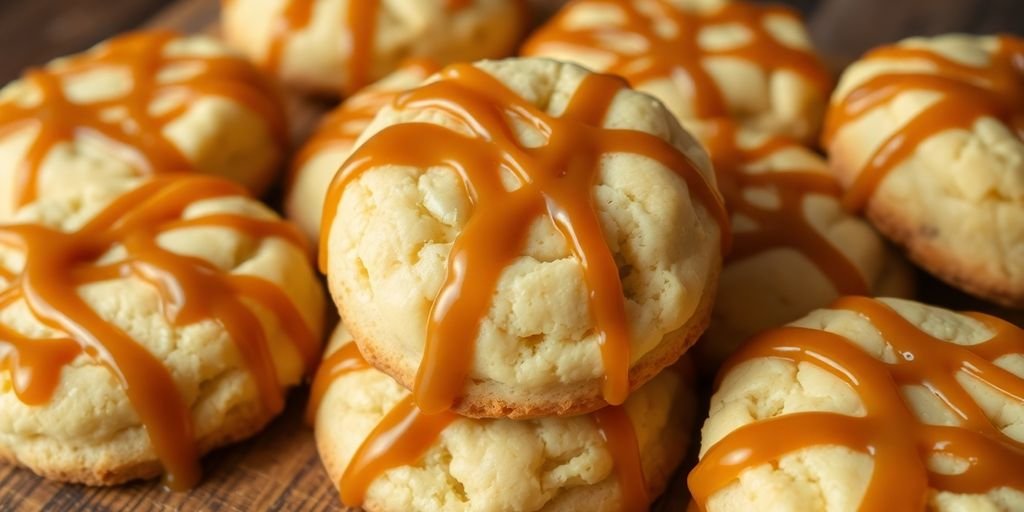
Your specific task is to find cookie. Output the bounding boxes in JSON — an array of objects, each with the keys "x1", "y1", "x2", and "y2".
[
  {"x1": 823, "y1": 34, "x2": 1024, "y2": 308},
  {"x1": 287, "y1": 59, "x2": 439, "y2": 241},
  {"x1": 320, "y1": 57, "x2": 727, "y2": 417},
  {"x1": 221, "y1": 0, "x2": 526, "y2": 95},
  {"x1": 522, "y1": 0, "x2": 831, "y2": 143},
  {"x1": 0, "y1": 30, "x2": 288, "y2": 222},
  {"x1": 691, "y1": 122, "x2": 913, "y2": 368},
  {"x1": 0, "y1": 174, "x2": 326, "y2": 487},
  {"x1": 310, "y1": 325, "x2": 695, "y2": 511},
  {"x1": 690, "y1": 296, "x2": 1024, "y2": 511}
]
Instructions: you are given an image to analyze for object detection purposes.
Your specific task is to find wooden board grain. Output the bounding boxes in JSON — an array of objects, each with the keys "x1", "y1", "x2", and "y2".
[
  {"x1": 0, "y1": 392, "x2": 340, "y2": 512},
  {"x1": 1, "y1": 1, "x2": 1022, "y2": 511}
]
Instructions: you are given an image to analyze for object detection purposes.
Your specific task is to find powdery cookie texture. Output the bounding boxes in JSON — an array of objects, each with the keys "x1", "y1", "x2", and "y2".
[
  {"x1": 321, "y1": 57, "x2": 727, "y2": 418},
  {"x1": 0, "y1": 174, "x2": 326, "y2": 487},
  {"x1": 691, "y1": 123, "x2": 913, "y2": 369},
  {"x1": 310, "y1": 325, "x2": 695, "y2": 512},
  {"x1": 689, "y1": 296, "x2": 1024, "y2": 511},
  {"x1": 824, "y1": 34, "x2": 1024, "y2": 308},
  {"x1": 221, "y1": 0, "x2": 526, "y2": 95},
  {"x1": 287, "y1": 59, "x2": 439, "y2": 241},
  {"x1": 0, "y1": 30, "x2": 288, "y2": 224},
  {"x1": 521, "y1": 0, "x2": 832, "y2": 143}
]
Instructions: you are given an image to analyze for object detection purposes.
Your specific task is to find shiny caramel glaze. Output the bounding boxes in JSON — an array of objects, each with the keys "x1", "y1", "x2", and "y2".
[
  {"x1": 522, "y1": 0, "x2": 830, "y2": 123},
  {"x1": 262, "y1": 0, "x2": 471, "y2": 94},
  {"x1": 320, "y1": 62, "x2": 728, "y2": 414},
  {"x1": 307, "y1": 339, "x2": 652, "y2": 509},
  {"x1": 705, "y1": 120, "x2": 868, "y2": 295},
  {"x1": 306, "y1": 341, "x2": 369, "y2": 424},
  {"x1": 593, "y1": 405, "x2": 650, "y2": 507},
  {"x1": 0, "y1": 30, "x2": 287, "y2": 209},
  {"x1": 823, "y1": 36, "x2": 1024, "y2": 211},
  {"x1": 0, "y1": 175, "x2": 318, "y2": 489},
  {"x1": 688, "y1": 296, "x2": 1024, "y2": 510},
  {"x1": 288, "y1": 58, "x2": 440, "y2": 187},
  {"x1": 340, "y1": 396, "x2": 458, "y2": 506}
]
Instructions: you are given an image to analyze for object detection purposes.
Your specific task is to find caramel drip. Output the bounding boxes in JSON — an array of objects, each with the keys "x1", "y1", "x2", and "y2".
[
  {"x1": 340, "y1": 396, "x2": 458, "y2": 506},
  {"x1": 263, "y1": 0, "x2": 469, "y2": 94},
  {"x1": 823, "y1": 36, "x2": 1024, "y2": 211},
  {"x1": 523, "y1": 0, "x2": 830, "y2": 120},
  {"x1": 688, "y1": 296, "x2": 1024, "y2": 510},
  {"x1": 320, "y1": 63, "x2": 727, "y2": 413},
  {"x1": 290, "y1": 58, "x2": 440, "y2": 181},
  {"x1": 307, "y1": 340, "x2": 650, "y2": 508},
  {"x1": 305, "y1": 341, "x2": 369, "y2": 423},
  {"x1": 593, "y1": 405, "x2": 650, "y2": 507},
  {"x1": 344, "y1": 0, "x2": 381, "y2": 94},
  {"x1": 265, "y1": 0, "x2": 315, "y2": 74},
  {"x1": 705, "y1": 121, "x2": 868, "y2": 294},
  {"x1": 0, "y1": 175, "x2": 317, "y2": 489},
  {"x1": 0, "y1": 326, "x2": 80, "y2": 404},
  {"x1": 0, "y1": 30, "x2": 286, "y2": 209}
]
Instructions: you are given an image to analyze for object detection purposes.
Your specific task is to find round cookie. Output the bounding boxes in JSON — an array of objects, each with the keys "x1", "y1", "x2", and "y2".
[
  {"x1": 522, "y1": 0, "x2": 832, "y2": 143},
  {"x1": 287, "y1": 59, "x2": 439, "y2": 241},
  {"x1": 0, "y1": 30, "x2": 288, "y2": 223},
  {"x1": 310, "y1": 325, "x2": 696, "y2": 511},
  {"x1": 221, "y1": 0, "x2": 527, "y2": 95},
  {"x1": 692, "y1": 122, "x2": 913, "y2": 368},
  {"x1": 689, "y1": 296, "x2": 1024, "y2": 511},
  {"x1": 320, "y1": 57, "x2": 728, "y2": 417},
  {"x1": 823, "y1": 34, "x2": 1024, "y2": 308},
  {"x1": 0, "y1": 174, "x2": 326, "y2": 487}
]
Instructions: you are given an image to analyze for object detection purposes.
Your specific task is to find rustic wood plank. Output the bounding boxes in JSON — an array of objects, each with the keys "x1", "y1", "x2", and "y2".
[{"x1": 0, "y1": 392, "x2": 342, "y2": 512}]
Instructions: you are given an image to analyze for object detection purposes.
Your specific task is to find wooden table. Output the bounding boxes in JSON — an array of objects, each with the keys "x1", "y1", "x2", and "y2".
[{"x1": 0, "y1": 0, "x2": 1021, "y2": 511}]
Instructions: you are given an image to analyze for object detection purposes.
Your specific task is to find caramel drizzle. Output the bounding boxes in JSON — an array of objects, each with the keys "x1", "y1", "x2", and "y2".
[
  {"x1": 305, "y1": 341, "x2": 369, "y2": 424},
  {"x1": 320, "y1": 63, "x2": 728, "y2": 413},
  {"x1": 264, "y1": 0, "x2": 468, "y2": 94},
  {"x1": 705, "y1": 121, "x2": 868, "y2": 294},
  {"x1": 823, "y1": 36, "x2": 1024, "y2": 211},
  {"x1": 522, "y1": 0, "x2": 831, "y2": 120},
  {"x1": 0, "y1": 175, "x2": 318, "y2": 489},
  {"x1": 0, "y1": 30, "x2": 287, "y2": 209},
  {"x1": 307, "y1": 341, "x2": 650, "y2": 508},
  {"x1": 688, "y1": 296, "x2": 1024, "y2": 510},
  {"x1": 290, "y1": 58, "x2": 440, "y2": 182},
  {"x1": 340, "y1": 395, "x2": 458, "y2": 506},
  {"x1": 593, "y1": 405, "x2": 650, "y2": 507}
]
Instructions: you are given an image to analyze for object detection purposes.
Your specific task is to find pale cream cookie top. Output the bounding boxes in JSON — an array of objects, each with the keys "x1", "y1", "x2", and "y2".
[
  {"x1": 0, "y1": 31, "x2": 288, "y2": 224},
  {"x1": 691, "y1": 124, "x2": 913, "y2": 368},
  {"x1": 312, "y1": 325, "x2": 695, "y2": 512},
  {"x1": 287, "y1": 59, "x2": 439, "y2": 242},
  {"x1": 321, "y1": 57, "x2": 725, "y2": 417},
  {"x1": 0, "y1": 174, "x2": 326, "y2": 486},
  {"x1": 824, "y1": 34, "x2": 1024, "y2": 308},
  {"x1": 521, "y1": 0, "x2": 832, "y2": 143},
  {"x1": 221, "y1": 0, "x2": 526, "y2": 95},
  {"x1": 690, "y1": 297, "x2": 1024, "y2": 511}
]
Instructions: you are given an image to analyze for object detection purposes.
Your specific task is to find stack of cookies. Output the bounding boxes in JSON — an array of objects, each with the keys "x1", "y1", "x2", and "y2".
[{"x1": 305, "y1": 56, "x2": 723, "y2": 510}]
